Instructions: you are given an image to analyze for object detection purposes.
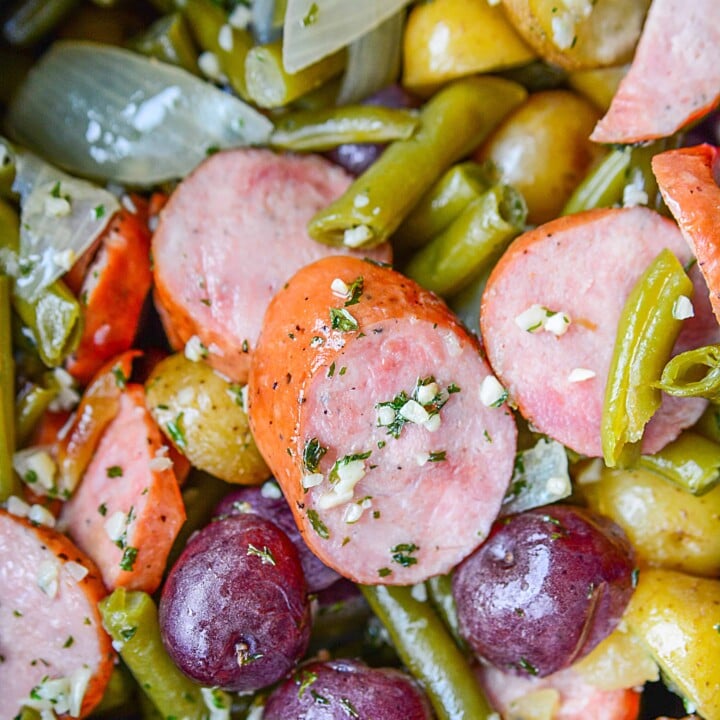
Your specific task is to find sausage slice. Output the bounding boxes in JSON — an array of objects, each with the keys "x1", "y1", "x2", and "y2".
[
  {"x1": 249, "y1": 256, "x2": 517, "y2": 585},
  {"x1": 152, "y1": 149, "x2": 391, "y2": 383},
  {"x1": 480, "y1": 206, "x2": 718, "y2": 458},
  {"x1": 0, "y1": 509, "x2": 114, "y2": 719}
]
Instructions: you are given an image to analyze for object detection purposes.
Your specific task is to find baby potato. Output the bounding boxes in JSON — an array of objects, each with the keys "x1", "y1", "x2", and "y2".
[
  {"x1": 578, "y1": 464, "x2": 720, "y2": 578},
  {"x1": 625, "y1": 569, "x2": 720, "y2": 720},
  {"x1": 475, "y1": 90, "x2": 603, "y2": 224},
  {"x1": 145, "y1": 353, "x2": 270, "y2": 485},
  {"x1": 402, "y1": 0, "x2": 536, "y2": 91},
  {"x1": 568, "y1": 65, "x2": 628, "y2": 112},
  {"x1": 501, "y1": 0, "x2": 650, "y2": 70}
]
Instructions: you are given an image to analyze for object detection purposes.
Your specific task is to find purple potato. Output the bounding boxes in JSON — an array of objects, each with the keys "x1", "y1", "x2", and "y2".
[
  {"x1": 159, "y1": 514, "x2": 310, "y2": 692},
  {"x1": 452, "y1": 504, "x2": 635, "y2": 678},
  {"x1": 325, "y1": 84, "x2": 421, "y2": 175},
  {"x1": 263, "y1": 659, "x2": 433, "y2": 719},
  {"x1": 214, "y1": 482, "x2": 340, "y2": 592}
]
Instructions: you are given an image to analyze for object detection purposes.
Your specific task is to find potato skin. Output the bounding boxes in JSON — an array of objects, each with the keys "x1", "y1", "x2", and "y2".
[
  {"x1": 475, "y1": 90, "x2": 603, "y2": 224},
  {"x1": 579, "y1": 465, "x2": 720, "y2": 578},
  {"x1": 145, "y1": 353, "x2": 269, "y2": 484},
  {"x1": 624, "y1": 569, "x2": 720, "y2": 719}
]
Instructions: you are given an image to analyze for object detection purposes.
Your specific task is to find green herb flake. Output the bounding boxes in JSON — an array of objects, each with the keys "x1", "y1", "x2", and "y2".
[
  {"x1": 106, "y1": 465, "x2": 123, "y2": 478},
  {"x1": 631, "y1": 568, "x2": 640, "y2": 588},
  {"x1": 518, "y1": 657, "x2": 539, "y2": 676},
  {"x1": 328, "y1": 451, "x2": 371, "y2": 483},
  {"x1": 301, "y1": 2, "x2": 319, "y2": 26},
  {"x1": 242, "y1": 339, "x2": 249, "y2": 353},
  {"x1": 483, "y1": 430, "x2": 492, "y2": 442},
  {"x1": 166, "y1": 413, "x2": 187, "y2": 449},
  {"x1": 112, "y1": 365, "x2": 128, "y2": 389},
  {"x1": 62, "y1": 636, "x2": 74, "y2": 648},
  {"x1": 119, "y1": 546, "x2": 139, "y2": 571},
  {"x1": 330, "y1": 307, "x2": 359, "y2": 332},
  {"x1": 120, "y1": 626, "x2": 137, "y2": 641},
  {"x1": 428, "y1": 451, "x2": 446, "y2": 462},
  {"x1": 93, "y1": 204, "x2": 106, "y2": 220},
  {"x1": 24, "y1": 469, "x2": 37, "y2": 484},
  {"x1": 391, "y1": 542, "x2": 419, "y2": 567},
  {"x1": 296, "y1": 670, "x2": 318, "y2": 699},
  {"x1": 447, "y1": 383, "x2": 461, "y2": 394},
  {"x1": 310, "y1": 690, "x2": 329, "y2": 705},
  {"x1": 339, "y1": 698, "x2": 360, "y2": 718},
  {"x1": 246, "y1": 544, "x2": 276, "y2": 566},
  {"x1": 327, "y1": 362, "x2": 336, "y2": 378},
  {"x1": 339, "y1": 366, "x2": 347, "y2": 376},
  {"x1": 377, "y1": 567, "x2": 392, "y2": 578},
  {"x1": 308, "y1": 509, "x2": 330, "y2": 539},
  {"x1": 13, "y1": 609, "x2": 22, "y2": 617},
  {"x1": 303, "y1": 437, "x2": 328, "y2": 473},
  {"x1": 344, "y1": 276, "x2": 364, "y2": 306},
  {"x1": 50, "y1": 181, "x2": 62, "y2": 198}
]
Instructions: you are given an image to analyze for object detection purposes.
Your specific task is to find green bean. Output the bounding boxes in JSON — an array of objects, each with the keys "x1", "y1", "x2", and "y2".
[
  {"x1": 91, "y1": 663, "x2": 137, "y2": 716},
  {"x1": 601, "y1": 249, "x2": 693, "y2": 468},
  {"x1": 403, "y1": 183, "x2": 526, "y2": 297},
  {"x1": 393, "y1": 161, "x2": 498, "y2": 254},
  {"x1": 15, "y1": 374, "x2": 59, "y2": 448},
  {"x1": 638, "y1": 430, "x2": 720, "y2": 496},
  {"x1": 98, "y1": 588, "x2": 207, "y2": 720},
  {"x1": 138, "y1": 691, "x2": 163, "y2": 720},
  {"x1": 426, "y1": 575, "x2": 466, "y2": 649},
  {"x1": 693, "y1": 403, "x2": 720, "y2": 444},
  {"x1": 308, "y1": 76, "x2": 528, "y2": 249},
  {"x1": 0, "y1": 276, "x2": 19, "y2": 501},
  {"x1": 655, "y1": 344, "x2": 720, "y2": 401},
  {"x1": 183, "y1": 0, "x2": 254, "y2": 99},
  {"x1": 2, "y1": 0, "x2": 81, "y2": 47},
  {"x1": 360, "y1": 585, "x2": 495, "y2": 720},
  {"x1": 130, "y1": 12, "x2": 199, "y2": 74},
  {"x1": 245, "y1": 39, "x2": 346, "y2": 109},
  {"x1": 0, "y1": 200, "x2": 83, "y2": 367},
  {"x1": 561, "y1": 148, "x2": 631, "y2": 215},
  {"x1": 269, "y1": 106, "x2": 420, "y2": 152},
  {"x1": 16, "y1": 708, "x2": 41, "y2": 720}
]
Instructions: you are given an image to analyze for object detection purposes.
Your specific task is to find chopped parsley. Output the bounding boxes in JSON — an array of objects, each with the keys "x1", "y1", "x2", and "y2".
[
  {"x1": 428, "y1": 451, "x2": 447, "y2": 462},
  {"x1": 391, "y1": 542, "x2": 419, "y2": 567},
  {"x1": 93, "y1": 204, "x2": 106, "y2": 220},
  {"x1": 120, "y1": 626, "x2": 137, "y2": 641},
  {"x1": 119, "y1": 546, "x2": 139, "y2": 571},
  {"x1": 339, "y1": 698, "x2": 360, "y2": 718},
  {"x1": 343, "y1": 276, "x2": 364, "y2": 306},
  {"x1": 307, "y1": 509, "x2": 329, "y2": 539},
  {"x1": 327, "y1": 362, "x2": 336, "y2": 378},
  {"x1": 112, "y1": 365, "x2": 128, "y2": 389},
  {"x1": 296, "y1": 670, "x2": 317, "y2": 699},
  {"x1": 98, "y1": 503, "x2": 108, "y2": 516},
  {"x1": 330, "y1": 307, "x2": 359, "y2": 332},
  {"x1": 246, "y1": 544, "x2": 276, "y2": 566},
  {"x1": 328, "y1": 451, "x2": 372, "y2": 484},
  {"x1": 631, "y1": 568, "x2": 640, "y2": 588},
  {"x1": 377, "y1": 567, "x2": 392, "y2": 578},
  {"x1": 62, "y1": 636, "x2": 74, "y2": 648},
  {"x1": 166, "y1": 413, "x2": 187, "y2": 449},
  {"x1": 106, "y1": 465, "x2": 123, "y2": 478},
  {"x1": 518, "y1": 657, "x2": 539, "y2": 676},
  {"x1": 303, "y1": 437, "x2": 327, "y2": 473},
  {"x1": 301, "y1": 2, "x2": 319, "y2": 26},
  {"x1": 310, "y1": 690, "x2": 329, "y2": 705}
]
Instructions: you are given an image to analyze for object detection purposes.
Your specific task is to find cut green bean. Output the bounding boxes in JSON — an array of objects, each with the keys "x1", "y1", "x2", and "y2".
[
  {"x1": 601, "y1": 249, "x2": 693, "y2": 468},
  {"x1": 129, "y1": 12, "x2": 199, "y2": 74},
  {"x1": 183, "y1": 0, "x2": 254, "y2": 98},
  {"x1": 308, "y1": 76, "x2": 527, "y2": 249},
  {"x1": 269, "y1": 106, "x2": 419, "y2": 152},
  {"x1": 91, "y1": 662, "x2": 137, "y2": 716},
  {"x1": 393, "y1": 161, "x2": 498, "y2": 254},
  {"x1": 655, "y1": 344, "x2": 720, "y2": 401},
  {"x1": 403, "y1": 184, "x2": 526, "y2": 297},
  {"x1": 693, "y1": 403, "x2": 720, "y2": 445},
  {"x1": 360, "y1": 585, "x2": 495, "y2": 720},
  {"x1": 0, "y1": 200, "x2": 83, "y2": 367},
  {"x1": 426, "y1": 575, "x2": 466, "y2": 649},
  {"x1": 0, "y1": 276, "x2": 19, "y2": 501},
  {"x1": 2, "y1": 0, "x2": 81, "y2": 47},
  {"x1": 99, "y1": 588, "x2": 207, "y2": 720},
  {"x1": 639, "y1": 430, "x2": 720, "y2": 496},
  {"x1": 561, "y1": 148, "x2": 631, "y2": 215},
  {"x1": 245, "y1": 38, "x2": 346, "y2": 109},
  {"x1": 15, "y1": 375, "x2": 60, "y2": 447}
]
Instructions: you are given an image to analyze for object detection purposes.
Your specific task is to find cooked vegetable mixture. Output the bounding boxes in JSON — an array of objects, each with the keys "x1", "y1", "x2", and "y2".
[{"x1": 0, "y1": 0, "x2": 719, "y2": 719}]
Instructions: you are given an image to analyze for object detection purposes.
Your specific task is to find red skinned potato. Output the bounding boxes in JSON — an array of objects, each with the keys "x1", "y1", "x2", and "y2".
[
  {"x1": 249, "y1": 256, "x2": 517, "y2": 585},
  {"x1": 152, "y1": 148, "x2": 391, "y2": 383},
  {"x1": 480, "y1": 206, "x2": 719, "y2": 457},
  {"x1": 0, "y1": 509, "x2": 114, "y2": 719},
  {"x1": 591, "y1": 0, "x2": 720, "y2": 144}
]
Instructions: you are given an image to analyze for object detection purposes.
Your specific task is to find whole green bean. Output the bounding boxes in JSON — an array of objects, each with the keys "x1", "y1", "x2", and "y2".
[
  {"x1": 130, "y1": 12, "x2": 199, "y2": 74},
  {"x1": 655, "y1": 344, "x2": 720, "y2": 401},
  {"x1": 360, "y1": 585, "x2": 495, "y2": 720},
  {"x1": 15, "y1": 374, "x2": 59, "y2": 448},
  {"x1": 561, "y1": 147, "x2": 631, "y2": 215},
  {"x1": 2, "y1": 0, "x2": 81, "y2": 47},
  {"x1": 0, "y1": 275, "x2": 19, "y2": 501},
  {"x1": 245, "y1": 39, "x2": 346, "y2": 109},
  {"x1": 269, "y1": 106, "x2": 420, "y2": 152},
  {"x1": 601, "y1": 249, "x2": 693, "y2": 468},
  {"x1": 403, "y1": 183, "x2": 526, "y2": 297},
  {"x1": 638, "y1": 430, "x2": 720, "y2": 496},
  {"x1": 308, "y1": 76, "x2": 527, "y2": 249},
  {"x1": 98, "y1": 588, "x2": 207, "y2": 720},
  {"x1": 393, "y1": 161, "x2": 498, "y2": 254},
  {"x1": 183, "y1": 0, "x2": 254, "y2": 99},
  {"x1": 0, "y1": 200, "x2": 83, "y2": 367}
]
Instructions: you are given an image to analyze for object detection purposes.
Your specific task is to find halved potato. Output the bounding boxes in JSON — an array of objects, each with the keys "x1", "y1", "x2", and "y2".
[{"x1": 501, "y1": 0, "x2": 650, "y2": 70}]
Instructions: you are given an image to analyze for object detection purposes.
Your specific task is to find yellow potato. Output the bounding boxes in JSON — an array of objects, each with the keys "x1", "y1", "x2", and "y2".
[
  {"x1": 501, "y1": 0, "x2": 650, "y2": 70},
  {"x1": 625, "y1": 569, "x2": 720, "y2": 719},
  {"x1": 476, "y1": 89, "x2": 603, "y2": 224},
  {"x1": 578, "y1": 464, "x2": 720, "y2": 578},
  {"x1": 145, "y1": 353, "x2": 270, "y2": 485},
  {"x1": 568, "y1": 65, "x2": 628, "y2": 112},
  {"x1": 402, "y1": 0, "x2": 536, "y2": 91}
]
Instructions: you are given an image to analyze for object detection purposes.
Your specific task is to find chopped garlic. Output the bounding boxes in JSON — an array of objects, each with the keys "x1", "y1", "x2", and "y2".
[
  {"x1": 410, "y1": 583, "x2": 427, "y2": 602},
  {"x1": 54, "y1": 248, "x2": 77, "y2": 272},
  {"x1": 331, "y1": 277, "x2": 349, "y2": 297},
  {"x1": 149, "y1": 445, "x2": 173, "y2": 472},
  {"x1": 480, "y1": 375, "x2": 507, "y2": 407},
  {"x1": 416, "y1": 382, "x2": 439, "y2": 405},
  {"x1": 240, "y1": 384, "x2": 249, "y2": 414},
  {"x1": 551, "y1": 13, "x2": 576, "y2": 49},
  {"x1": 317, "y1": 489, "x2": 354, "y2": 509},
  {"x1": 423, "y1": 413, "x2": 442, "y2": 432},
  {"x1": 546, "y1": 475, "x2": 571, "y2": 496},
  {"x1": 45, "y1": 196, "x2": 72, "y2": 217},
  {"x1": 121, "y1": 195, "x2": 137, "y2": 214},
  {"x1": 28, "y1": 504, "x2": 56, "y2": 528},
  {"x1": 333, "y1": 459, "x2": 367, "y2": 496},
  {"x1": 261, "y1": 480, "x2": 282, "y2": 499},
  {"x1": 228, "y1": 4, "x2": 252, "y2": 28},
  {"x1": 672, "y1": 295, "x2": 694, "y2": 320},
  {"x1": 399, "y1": 399, "x2": 430, "y2": 425},
  {"x1": 13, "y1": 447, "x2": 57, "y2": 492},
  {"x1": 48, "y1": 368, "x2": 80, "y2": 412},
  {"x1": 104, "y1": 510, "x2": 127, "y2": 543},
  {"x1": 343, "y1": 225, "x2": 372, "y2": 248},
  {"x1": 302, "y1": 473, "x2": 324, "y2": 489},
  {"x1": 343, "y1": 503, "x2": 364, "y2": 524},
  {"x1": 198, "y1": 51, "x2": 225, "y2": 82},
  {"x1": 6, "y1": 495, "x2": 30, "y2": 517},
  {"x1": 201, "y1": 687, "x2": 232, "y2": 720},
  {"x1": 376, "y1": 405, "x2": 396, "y2": 427},
  {"x1": 622, "y1": 168, "x2": 649, "y2": 207},
  {"x1": 64, "y1": 561, "x2": 89, "y2": 582},
  {"x1": 184, "y1": 334, "x2": 208, "y2": 362},
  {"x1": 567, "y1": 367, "x2": 596, "y2": 383},
  {"x1": 353, "y1": 193, "x2": 370, "y2": 208},
  {"x1": 515, "y1": 304, "x2": 547, "y2": 332},
  {"x1": 544, "y1": 311, "x2": 570, "y2": 336},
  {"x1": 218, "y1": 23, "x2": 234, "y2": 52},
  {"x1": 37, "y1": 559, "x2": 60, "y2": 598}
]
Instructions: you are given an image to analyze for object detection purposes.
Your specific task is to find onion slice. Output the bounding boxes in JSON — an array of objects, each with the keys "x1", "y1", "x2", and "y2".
[
  {"x1": 282, "y1": 0, "x2": 411, "y2": 73},
  {"x1": 5, "y1": 42, "x2": 274, "y2": 186}
]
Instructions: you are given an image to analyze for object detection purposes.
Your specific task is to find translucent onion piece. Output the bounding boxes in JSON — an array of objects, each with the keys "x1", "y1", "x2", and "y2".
[
  {"x1": 336, "y1": 10, "x2": 403, "y2": 105},
  {"x1": 2, "y1": 141, "x2": 119, "y2": 301},
  {"x1": 283, "y1": 0, "x2": 411, "y2": 73},
  {"x1": 501, "y1": 437, "x2": 571, "y2": 515},
  {"x1": 5, "y1": 42, "x2": 273, "y2": 186}
]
